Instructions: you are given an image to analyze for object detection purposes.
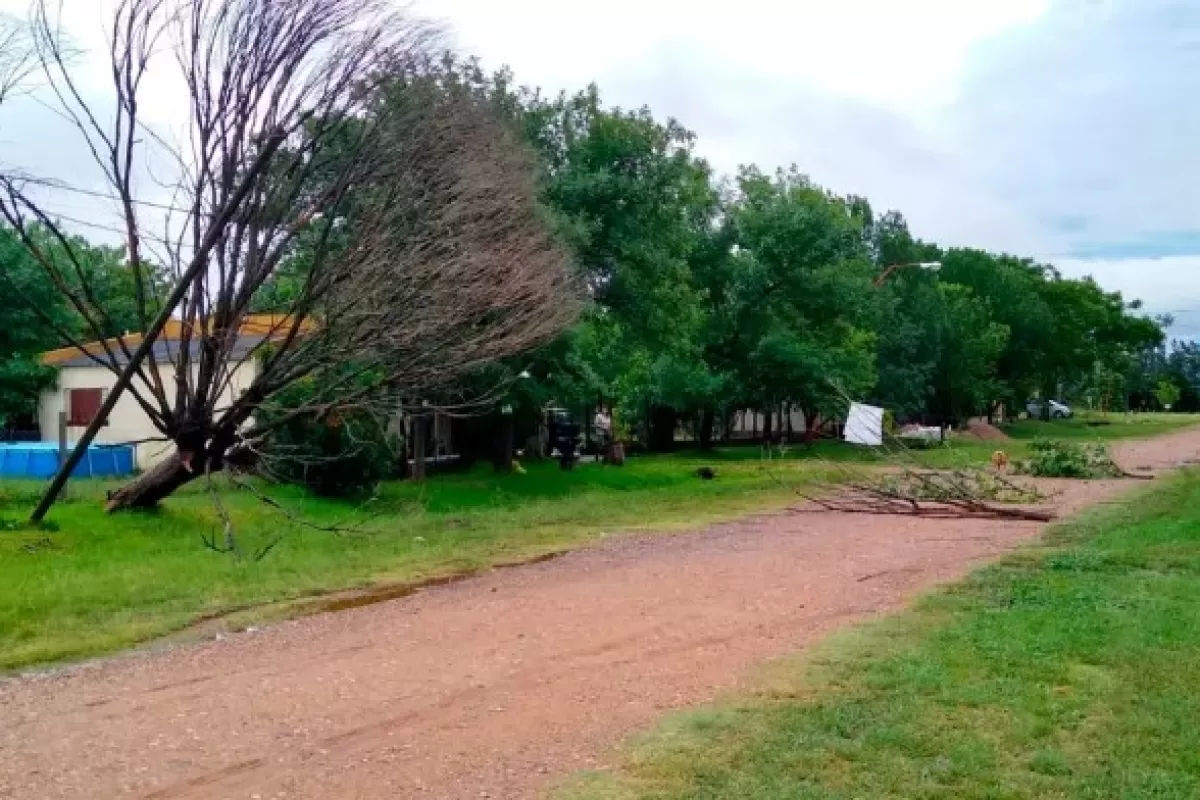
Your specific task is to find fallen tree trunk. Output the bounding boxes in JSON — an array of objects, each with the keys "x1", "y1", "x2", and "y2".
[
  {"x1": 104, "y1": 452, "x2": 202, "y2": 512},
  {"x1": 798, "y1": 500, "x2": 1054, "y2": 522}
]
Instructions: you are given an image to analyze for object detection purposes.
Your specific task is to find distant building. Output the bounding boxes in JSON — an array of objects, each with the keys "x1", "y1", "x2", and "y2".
[{"x1": 37, "y1": 316, "x2": 302, "y2": 470}]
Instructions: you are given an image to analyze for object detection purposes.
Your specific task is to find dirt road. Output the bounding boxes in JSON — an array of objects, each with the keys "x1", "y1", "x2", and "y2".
[{"x1": 3, "y1": 430, "x2": 1198, "y2": 800}]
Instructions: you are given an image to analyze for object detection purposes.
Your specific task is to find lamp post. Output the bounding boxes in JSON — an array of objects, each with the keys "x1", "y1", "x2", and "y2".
[{"x1": 873, "y1": 260, "x2": 942, "y2": 287}]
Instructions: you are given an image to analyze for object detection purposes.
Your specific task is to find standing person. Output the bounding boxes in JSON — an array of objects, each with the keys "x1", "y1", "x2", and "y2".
[{"x1": 593, "y1": 407, "x2": 613, "y2": 450}]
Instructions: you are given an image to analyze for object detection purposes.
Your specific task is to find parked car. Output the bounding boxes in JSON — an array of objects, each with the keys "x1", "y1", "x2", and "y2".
[{"x1": 1025, "y1": 399, "x2": 1073, "y2": 419}]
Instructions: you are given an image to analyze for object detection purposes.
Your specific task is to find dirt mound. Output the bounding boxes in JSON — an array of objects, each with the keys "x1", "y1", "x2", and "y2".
[{"x1": 964, "y1": 418, "x2": 1012, "y2": 442}]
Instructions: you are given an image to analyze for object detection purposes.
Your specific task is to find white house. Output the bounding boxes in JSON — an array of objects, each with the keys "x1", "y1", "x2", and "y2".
[{"x1": 37, "y1": 317, "x2": 286, "y2": 470}]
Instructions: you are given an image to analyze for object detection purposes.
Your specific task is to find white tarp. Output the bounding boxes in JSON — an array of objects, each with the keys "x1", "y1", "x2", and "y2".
[{"x1": 844, "y1": 402, "x2": 884, "y2": 446}]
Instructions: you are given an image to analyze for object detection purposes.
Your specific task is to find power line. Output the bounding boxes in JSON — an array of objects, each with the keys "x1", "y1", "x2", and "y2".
[
  {"x1": 2, "y1": 173, "x2": 213, "y2": 218},
  {"x1": 9, "y1": 205, "x2": 186, "y2": 250}
]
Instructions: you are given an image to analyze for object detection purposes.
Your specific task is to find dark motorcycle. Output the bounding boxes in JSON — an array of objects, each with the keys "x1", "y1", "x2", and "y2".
[{"x1": 545, "y1": 409, "x2": 581, "y2": 471}]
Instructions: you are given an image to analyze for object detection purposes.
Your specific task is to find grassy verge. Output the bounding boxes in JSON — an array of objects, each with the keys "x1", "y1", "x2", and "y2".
[
  {"x1": 1003, "y1": 411, "x2": 1200, "y2": 442},
  {"x1": 2, "y1": 443, "x2": 965, "y2": 671},
  {"x1": 562, "y1": 472, "x2": 1200, "y2": 799},
  {"x1": 0, "y1": 423, "x2": 1178, "y2": 672}
]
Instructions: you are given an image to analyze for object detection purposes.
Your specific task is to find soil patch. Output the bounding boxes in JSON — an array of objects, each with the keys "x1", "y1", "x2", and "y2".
[{"x1": 963, "y1": 418, "x2": 1012, "y2": 442}]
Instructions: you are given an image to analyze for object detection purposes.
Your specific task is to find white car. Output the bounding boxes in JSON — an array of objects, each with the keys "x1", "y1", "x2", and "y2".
[{"x1": 1026, "y1": 399, "x2": 1073, "y2": 419}]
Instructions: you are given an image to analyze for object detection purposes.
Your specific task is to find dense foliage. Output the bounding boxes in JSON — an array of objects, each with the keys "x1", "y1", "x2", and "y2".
[
  {"x1": 0, "y1": 53, "x2": 1175, "y2": 476},
  {"x1": 254, "y1": 376, "x2": 399, "y2": 498},
  {"x1": 426, "y1": 58, "x2": 1166, "y2": 447},
  {"x1": 0, "y1": 224, "x2": 148, "y2": 427},
  {"x1": 1016, "y1": 438, "x2": 1124, "y2": 479},
  {"x1": 1125, "y1": 337, "x2": 1200, "y2": 412}
]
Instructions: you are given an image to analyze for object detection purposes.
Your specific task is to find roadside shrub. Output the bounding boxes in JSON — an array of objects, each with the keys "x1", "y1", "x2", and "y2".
[
  {"x1": 1015, "y1": 438, "x2": 1122, "y2": 479},
  {"x1": 256, "y1": 379, "x2": 399, "y2": 498}
]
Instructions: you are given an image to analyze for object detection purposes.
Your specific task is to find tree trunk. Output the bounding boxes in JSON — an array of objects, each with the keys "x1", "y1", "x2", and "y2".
[
  {"x1": 494, "y1": 413, "x2": 514, "y2": 473},
  {"x1": 105, "y1": 452, "x2": 201, "y2": 512},
  {"x1": 802, "y1": 407, "x2": 820, "y2": 444},
  {"x1": 523, "y1": 433, "x2": 544, "y2": 462},
  {"x1": 698, "y1": 409, "x2": 715, "y2": 451},
  {"x1": 647, "y1": 405, "x2": 677, "y2": 452},
  {"x1": 762, "y1": 408, "x2": 773, "y2": 443},
  {"x1": 412, "y1": 415, "x2": 427, "y2": 481},
  {"x1": 583, "y1": 405, "x2": 593, "y2": 453}
]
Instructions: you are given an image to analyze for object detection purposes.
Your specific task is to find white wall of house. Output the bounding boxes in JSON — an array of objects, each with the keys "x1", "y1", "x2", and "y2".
[
  {"x1": 729, "y1": 408, "x2": 807, "y2": 438},
  {"x1": 38, "y1": 361, "x2": 259, "y2": 471}
]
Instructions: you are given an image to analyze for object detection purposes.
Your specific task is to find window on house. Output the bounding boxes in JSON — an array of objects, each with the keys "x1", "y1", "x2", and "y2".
[{"x1": 66, "y1": 388, "x2": 107, "y2": 427}]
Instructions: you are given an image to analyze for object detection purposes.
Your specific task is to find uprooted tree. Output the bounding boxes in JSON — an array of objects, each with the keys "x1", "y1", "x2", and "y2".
[{"x1": 0, "y1": 0, "x2": 579, "y2": 518}]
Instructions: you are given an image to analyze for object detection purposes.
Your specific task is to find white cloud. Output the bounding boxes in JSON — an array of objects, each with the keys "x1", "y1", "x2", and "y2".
[
  {"x1": 420, "y1": 0, "x2": 1048, "y2": 115},
  {"x1": 948, "y1": 0, "x2": 1200, "y2": 256},
  {"x1": 946, "y1": 0, "x2": 1200, "y2": 325},
  {"x1": 1056, "y1": 255, "x2": 1200, "y2": 341},
  {"x1": 416, "y1": 0, "x2": 1058, "y2": 252}
]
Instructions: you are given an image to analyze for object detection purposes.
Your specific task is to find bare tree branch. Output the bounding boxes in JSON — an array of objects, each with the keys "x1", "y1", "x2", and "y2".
[{"x1": 0, "y1": 13, "x2": 36, "y2": 106}]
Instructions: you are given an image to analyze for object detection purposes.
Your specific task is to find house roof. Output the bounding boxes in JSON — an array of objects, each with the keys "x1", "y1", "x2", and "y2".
[{"x1": 40, "y1": 315, "x2": 316, "y2": 368}]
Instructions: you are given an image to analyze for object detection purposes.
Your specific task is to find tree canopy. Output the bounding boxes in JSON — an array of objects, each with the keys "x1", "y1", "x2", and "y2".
[
  {"x1": 0, "y1": 223, "x2": 147, "y2": 426},
  {"x1": 0, "y1": 27, "x2": 1174, "y2": 513}
]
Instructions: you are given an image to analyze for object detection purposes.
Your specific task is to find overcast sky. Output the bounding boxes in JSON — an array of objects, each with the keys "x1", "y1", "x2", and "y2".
[{"x1": 3, "y1": 0, "x2": 1199, "y2": 338}]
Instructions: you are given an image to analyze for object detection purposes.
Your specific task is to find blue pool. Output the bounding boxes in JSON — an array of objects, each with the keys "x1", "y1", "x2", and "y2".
[{"x1": 0, "y1": 442, "x2": 136, "y2": 479}]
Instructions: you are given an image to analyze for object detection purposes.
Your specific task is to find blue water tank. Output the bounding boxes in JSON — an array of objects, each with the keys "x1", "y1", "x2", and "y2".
[{"x1": 0, "y1": 443, "x2": 136, "y2": 478}]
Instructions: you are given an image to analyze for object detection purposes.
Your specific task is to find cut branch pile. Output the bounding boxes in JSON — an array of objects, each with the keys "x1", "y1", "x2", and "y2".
[
  {"x1": 764, "y1": 442, "x2": 1057, "y2": 523},
  {"x1": 763, "y1": 391, "x2": 1059, "y2": 523},
  {"x1": 810, "y1": 467, "x2": 1054, "y2": 522},
  {"x1": 1014, "y1": 438, "x2": 1129, "y2": 479}
]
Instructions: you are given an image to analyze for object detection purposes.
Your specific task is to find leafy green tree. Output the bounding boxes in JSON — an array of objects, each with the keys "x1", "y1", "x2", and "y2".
[
  {"x1": 1084, "y1": 361, "x2": 1126, "y2": 413},
  {"x1": 1038, "y1": 277, "x2": 1161, "y2": 404},
  {"x1": 937, "y1": 249, "x2": 1161, "y2": 416},
  {"x1": 538, "y1": 94, "x2": 717, "y2": 443},
  {"x1": 937, "y1": 249, "x2": 1056, "y2": 409},
  {"x1": 728, "y1": 167, "x2": 877, "y2": 436},
  {"x1": 925, "y1": 284, "x2": 1009, "y2": 424},
  {"x1": 1155, "y1": 379, "x2": 1182, "y2": 410},
  {"x1": 866, "y1": 210, "x2": 946, "y2": 420},
  {"x1": 0, "y1": 224, "x2": 149, "y2": 426},
  {"x1": 250, "y1": 54, "x2": 1171, "y2": 457},
  {"x1": 1165, "y1": 340, "x2": 1200, "y2": 411},
  {"x1": 0, "y1": 228, "x2": 64, "y2": 425},
  {"x1": 1126, "y1": 343, "x2": 1168, "y2": 411}
]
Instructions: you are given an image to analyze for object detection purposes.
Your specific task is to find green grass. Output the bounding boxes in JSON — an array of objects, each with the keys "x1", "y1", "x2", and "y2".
[
  {"x1": 561, "y1": 472, "x2": 1200, "y2": 800},
  {"x1": 1003, "y1": 411, "x2": 1200, "y2": 442},
  {"x1": 0, "y1": 443, "x2": 957, "y2": 671},
  {"x1": 0, "y1": 419, "x2": 1186, "y2": 672}
]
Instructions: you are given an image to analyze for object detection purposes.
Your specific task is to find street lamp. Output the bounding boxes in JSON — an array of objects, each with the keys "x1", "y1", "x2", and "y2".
[{"x1": 873, "y1": 260, "x2": 941, "y2": 287}]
